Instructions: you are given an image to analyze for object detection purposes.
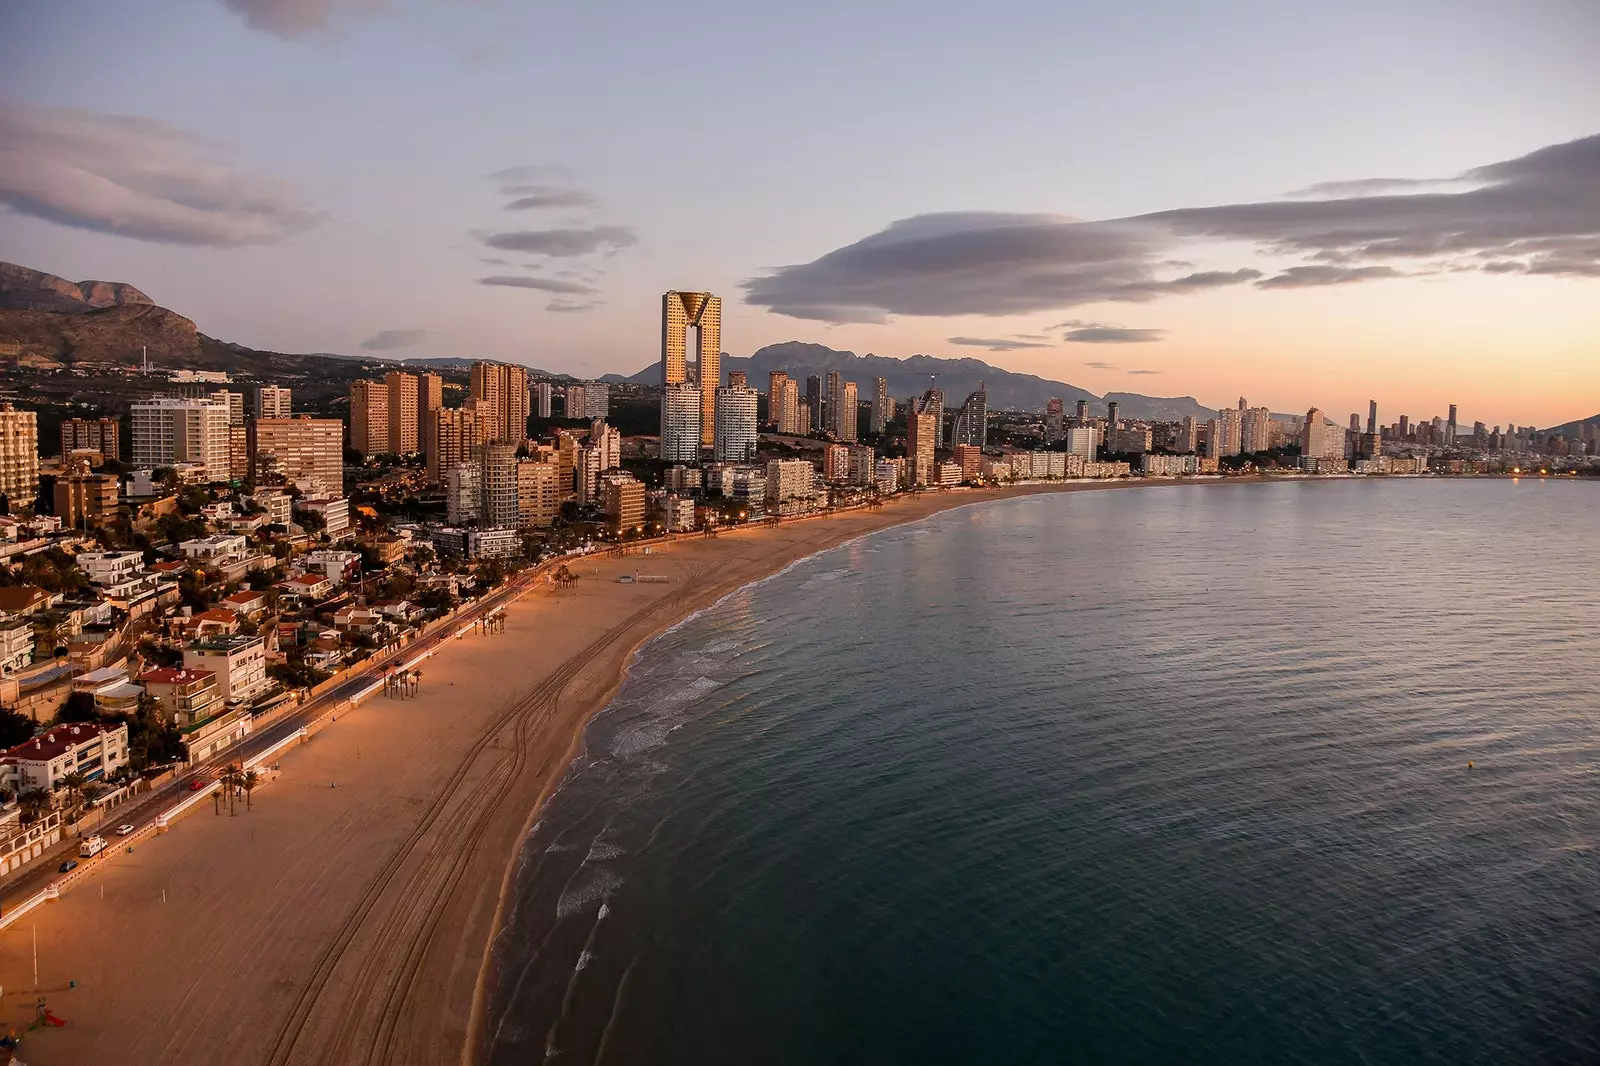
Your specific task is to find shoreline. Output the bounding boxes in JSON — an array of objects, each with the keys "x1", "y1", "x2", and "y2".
[{"x1": 0, "y1": 476, "x2": 1275, "y2": 1066}]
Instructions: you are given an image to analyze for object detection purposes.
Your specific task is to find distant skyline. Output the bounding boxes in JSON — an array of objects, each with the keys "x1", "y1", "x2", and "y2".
[{"x1": 2, "y1": 0, "x2": 1597, "y2": 426}]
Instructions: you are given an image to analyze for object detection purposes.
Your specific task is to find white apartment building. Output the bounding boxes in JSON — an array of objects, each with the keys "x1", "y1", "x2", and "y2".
[
  {"x1": 0, "y1": 403, "x2": 39, "y2": 503},
  {"x1": 713, "y1": 386, "x2": 758, "y2": 463},
  {"x1": 130, "y1": 397, "x2": 231, "y2": 473},
  {"x1": 660, "y1": 383, "x2": 703, "y2": 463},
  {"x1": 0, "y1": 721, "x2": 129, "y2": 793},
  {"x1": 257, "y1": 385, "x2": 292, "y2": 418},
  {"x1": 183, "y1": 634, "x2": 270, "y2": 705},
  {"x1": 447, "y1": 462, "x2": 481, "y2": 524},
  {"x1": 661, "y1": 495, "x2": 697, "y2": 532},
  {"x1": 75, "y1": 550, "x2": 146, "y2": 586},
  {"x1": 765, "y1": 459, "x2": 815, "y2": 507},
  {"x1": 179, "y1": 534, "x2": 250, "y2": 564},
  {"x1": 1065, "y1": 426, "x2": 1097, "y2": 458}
]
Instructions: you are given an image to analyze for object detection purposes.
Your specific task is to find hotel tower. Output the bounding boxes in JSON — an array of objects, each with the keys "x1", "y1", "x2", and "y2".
[{"x1": 661, "y1": 291, "x2": 722, "y2": 447}]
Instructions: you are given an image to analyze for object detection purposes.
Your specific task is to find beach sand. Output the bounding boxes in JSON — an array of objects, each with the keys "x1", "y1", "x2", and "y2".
[{"x1": 0, "y1": 480, "x2": 1236, "y2": 1065}]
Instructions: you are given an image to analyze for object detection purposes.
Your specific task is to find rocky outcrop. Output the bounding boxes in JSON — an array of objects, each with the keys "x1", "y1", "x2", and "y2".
[{"x1": 0, "y1": 261, "x2": 154, "y2": 313}]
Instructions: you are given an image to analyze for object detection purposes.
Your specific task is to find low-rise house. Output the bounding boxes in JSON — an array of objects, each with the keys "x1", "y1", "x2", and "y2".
[
  {"x1": 171, "y1": 607, "x2": 240, "y2": 643},
  {"x1": 297, "y1": 497, "x2": 351, "y2": 538},
  {"x1": 304, "y1": 632, "x2": 344, "y2": 671},
  {"x1": 179, "y1": 534, "x2": 249, "y2": 566},
  {"x1": 94, "y1": 680, "x2": 144, "y2": 715},
  {"x1": 150, "y1": 560, "x2": 189, "y2": 579},
  {"x1": 278, "y1": 573, "x2": 334, "y2": 603},
  {"x1": 221, "y1": 588, "x2": 269, "y2": 618},
  {"x1": 333, "y1": 606, "x2": 383, "y2": 635},
  {"x1": 370, "y1": 599, "x2": 417, "y2": 622},
  {"x1": 0, "y1": 721, "x2": 129, "y2": 794},
  {"x1": 302, "y1": 550, "x2": 362, "y2": 585},
  {"x1": 0, "y1": 585, "x2": 56, "y2": 616},
  {"x1": 183, "y1": 634, "x2": 269, "y2": 706},
  {"x1": 71, "y1": 665, "x2": 128, "y2": 694},
  {"x1": 75, "y1": 550, "x2": 145, "y2": 587},
  {"x1": 181, "y1": 706, "x2": 253, "y2": 764},
  {"x1": 249, "y1": 491, "x2": 293, "y2": 527},
  {"x1": 359, "y1": 535, "x2": 407, "y2": 565}
]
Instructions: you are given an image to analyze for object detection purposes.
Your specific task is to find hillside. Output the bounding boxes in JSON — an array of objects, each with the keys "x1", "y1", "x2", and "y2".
[{"x1": 1546, "y1": 413, "x2": 1600, "y2": 436}]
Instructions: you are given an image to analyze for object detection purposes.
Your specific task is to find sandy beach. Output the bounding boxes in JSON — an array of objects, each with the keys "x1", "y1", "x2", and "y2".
[{"x1": 0, "y1": 479, "x2": 1247, "y2": 1065}]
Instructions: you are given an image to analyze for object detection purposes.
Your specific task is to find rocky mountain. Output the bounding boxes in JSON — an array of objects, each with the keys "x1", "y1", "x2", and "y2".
[
  {"x1": 0, "y1": 261, "x2": 154, "y2": 313},
  {"x1": 1546, "y1": 412, "x2": 1600, "y2": 436},
  {"x1": 607, "y1": 341, "x2": 1223, "y2": 419}
]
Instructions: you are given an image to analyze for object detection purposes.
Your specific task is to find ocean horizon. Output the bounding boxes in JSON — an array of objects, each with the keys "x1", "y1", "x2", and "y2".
[{"x1": 483, "y1": 478, "x2": 1600, "y2": 1065}]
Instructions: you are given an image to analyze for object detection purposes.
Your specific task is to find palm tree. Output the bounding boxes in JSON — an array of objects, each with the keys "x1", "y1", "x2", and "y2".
[
  {"x1": 242, "y1": 770, "x2": 259, "y2": 810},
  {"x1": 219, "y1": 765, "x2": 241, "y2": 816},
  {"x1": 58, "y1": 771, "x2": 87, "y2": 816}
]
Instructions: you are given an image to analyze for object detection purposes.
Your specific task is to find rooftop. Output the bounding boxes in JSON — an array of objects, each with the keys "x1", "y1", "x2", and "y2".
[
  {"x1": 190, "y1": 634, "x2": 263, "y2": 653},
  {"x1": 1, "y1": 721, "x2": 123, "y2": 763},
  {"x1": 138, "y1": 667, "x2": 217, "y2": 685}
]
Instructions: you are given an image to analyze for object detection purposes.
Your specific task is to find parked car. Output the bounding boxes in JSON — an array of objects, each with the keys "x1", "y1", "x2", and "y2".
[
  {"x1": 116, "y1": 824, "x2": 135, "y2": 836},
  {"x1": 58, "y1": 860, "x2": 78, "y2": 873}
]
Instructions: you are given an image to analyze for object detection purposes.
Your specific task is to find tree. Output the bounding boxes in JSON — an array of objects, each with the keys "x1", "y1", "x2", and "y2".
[
  {"x1": 0, "y1": 706, "x2": 38, "y2": 748},
  {"x1": 58, "y1": 770, "x2": 87, "y2": 814},
  {"x1": 57, "y1": 691, "x2": 100, "y2": 723},
  {"x1": 18, "y1": 788, "x2": 49, "y2": 824},
  {"x1": 242, "y1": 769, "x2": 260, "y2": 810},
  {"x1": 219, "y1": 764, "x2": 241, "y2": 815}
]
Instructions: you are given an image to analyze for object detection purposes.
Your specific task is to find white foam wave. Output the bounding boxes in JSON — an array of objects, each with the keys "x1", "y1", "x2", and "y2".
[
  {"x1": 575, "y1": 949, "x2": 592, "y2": 972},
  {"x1": 586, "y1": 841, "x2": 625, "y2": 861},
  {"x1": 556, "y1": 867, "x2": 622, "y2": 919}
]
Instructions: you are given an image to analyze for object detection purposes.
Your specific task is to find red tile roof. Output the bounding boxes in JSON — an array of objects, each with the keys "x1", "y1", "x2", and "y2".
[
  {"x1": 1, "y1": 721, "x2": 122, "y2": 763},
  {"x1": 137, "y1": 667, "x2": 216, "y2": 685}
]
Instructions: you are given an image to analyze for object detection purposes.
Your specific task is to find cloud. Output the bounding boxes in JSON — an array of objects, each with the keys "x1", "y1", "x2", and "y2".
[
  {"x1": 1082, "y1": 361, "x2": 1117, "y2": 370},
  {"x1": 1254, "y1": 265, "x2": 1404, "y2": 289},
  {"x1": 359, "y1": 328, "x2": 427, "y2": 350},
  {"x1": 480, "y1": 225, "x2": 637, "y2": 257},
  {"x1": 1066, "y1": 327, "x2": 1166, "y2": 344},
  {"x1": 546, "y1": 300, "x2": 603, "y2": 313},
  {"x1": 478, "y1": 276, "x2": 600, "y2": 295},
  {"x1": 1127, "y1": 369, "x2": 1162, "y2": 375},
  {"x1": 743, "y1": 133, "x2": 1600, "y2": 322},
  {"x1": 947, "y1": 336, "x2": 1053, "y2": 351},
  {"x1": 504, "y1": 187, "x2": 597, "y2": 211},
  {"x1": 1012, "y1": 333, "x2": 1049, "y2": 340},
  {"x1": 0, "y1": 102, "x2": 320, "y2": 246},
  {"x1": 219, "y1": 0, "x2": 387, "y2": 39},
  {"x1": 479, "y1": 257, "x2": 507, "y2": 265}
]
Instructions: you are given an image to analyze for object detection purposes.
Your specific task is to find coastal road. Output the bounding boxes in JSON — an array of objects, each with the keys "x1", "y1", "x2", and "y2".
[{"x1": 0, "y1": 570, "x2": 540, "y2": 918}]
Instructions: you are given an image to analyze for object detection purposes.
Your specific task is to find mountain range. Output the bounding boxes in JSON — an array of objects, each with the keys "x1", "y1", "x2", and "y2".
[{"x1": 604, "y1": 341, "x2": 1239, "y2": 421}]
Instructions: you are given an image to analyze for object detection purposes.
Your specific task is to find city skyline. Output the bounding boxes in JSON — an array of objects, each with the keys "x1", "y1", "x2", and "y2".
[{"x1": 2, "y1": 1, "x2": 1598, "y2": 427}]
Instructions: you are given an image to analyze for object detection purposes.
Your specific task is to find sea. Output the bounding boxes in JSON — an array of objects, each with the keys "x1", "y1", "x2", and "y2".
[{"x1": 481, "y1": 478, "x2": 1600, "y2": 1065}]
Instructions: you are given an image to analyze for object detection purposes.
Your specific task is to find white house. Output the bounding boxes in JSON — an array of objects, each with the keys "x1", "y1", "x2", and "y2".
[{"x1": 0, "y1": 721, "x2": 130, "y2": 794}]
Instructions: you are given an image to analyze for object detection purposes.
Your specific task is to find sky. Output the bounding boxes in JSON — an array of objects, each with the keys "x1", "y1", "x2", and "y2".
[{"x1": 1, "y1": 0, "x2": 1598, "y2": 427}]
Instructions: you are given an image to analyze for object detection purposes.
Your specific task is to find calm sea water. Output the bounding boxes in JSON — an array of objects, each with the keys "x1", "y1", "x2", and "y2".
[{"x1": 482, "y1": 479, "x2": 1600, "y2": 1065}]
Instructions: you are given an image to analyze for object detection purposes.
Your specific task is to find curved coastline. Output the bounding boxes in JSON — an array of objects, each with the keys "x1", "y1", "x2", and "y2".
[{"x1": 460, "y1": 476, "x2": 1268, "y2": 1065}]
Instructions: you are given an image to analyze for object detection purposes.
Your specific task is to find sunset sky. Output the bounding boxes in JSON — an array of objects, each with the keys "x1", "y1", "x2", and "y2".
[{"x1": 2, "y1": 0, "x2": 1597, "y2": 426}]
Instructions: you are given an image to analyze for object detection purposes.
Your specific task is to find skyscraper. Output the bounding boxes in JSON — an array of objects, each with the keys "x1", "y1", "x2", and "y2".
[
  {"x1": 534, "y1": 381, "x2": 553, "y2": 419},
  {"x1": 0, "y1": 403, "x2": 39, "y2": 503},
  {"x1": 418, "y1": 372, "x2": 443, "y2": 447},
  {"x1": 1209, "y1": 408, "x2": 1242, "y2": 458},
  {"x1": 1175, "y1": 416, "x2": 1199, "y2": 454},
  {"x1": 907, "y1": 405, "x2": 936, "y2": 485},
  {"x1": 386, "y1": 371, "x2": 420, "y2": 454},
  {"x1": 1107, "y1": 400, "x2": 1120, "y2": 430},
  {"x1": 1075, "y1": 399, "x2": 1090, "y2": 424},
  {"x1": 1240, "y1": 406, "x2": 1271, "y2": 454},
  {"x1": 1366, "y1": 400, "x2": 1378, "y2": 436},
  {"x1": 953, "y1": 384, "x2": 988, "y2": 448},
  {"x1": 840, "y1": 381, "x2": 859, "y2": 442},
  {"x1": 728, "y1": 371, "x2": 747, "y2": 389},
  {"x1": 660, "y1": 383, "x2": 704, "y2": 463},
  {"x1": 806, "y1": 376, "x2": 824, "y2": 434},
  {"x1": 349, "y1": 380, "x2": 388, "y2": 456},
  {"x1": 1045, "y1": 398, "x2": 1064, "y2": 442},
  {"x1": 920, "y1": 388, "x2": 945, "y2": 450},
  {"x1": 826, "y1": 371, "x2": 844, "y2": 438},
  {"x1": 469, "y1": 361, "x2": 530, "y2": 442},
  {"x1": 1300, "y1": 408, "x2": 1342, "y2": 458},
  {"x1": 871, "y1": 377, "x2": 890, "y2": 434},
  {"x1": 779, "y1": 379, "x2": 802, "y2": 435},
  {"x1": 479, "y1": 442, "x2": 520, "y2": 528},
  {"x1": 428, "y1": 406, "x2": 478, "y2": 484},
  {"x1": 257, "y1": 386, "x2": 291, "y2": 419},
  {"x1": 253, "y1": 417, "x2": 344, "y2": 497},
  {"x1": 661, "y1": 291, "x2": 722, "y2": 447},
  {"x1": 1447, "y1": 403, "x2": 1458, "y2": 443},
  {"x1": 767, "y1": 371, "x2": 789, "y2": 428},
  {"x1": 713, "y1": 385, "x2": 758, "y2": 462}
]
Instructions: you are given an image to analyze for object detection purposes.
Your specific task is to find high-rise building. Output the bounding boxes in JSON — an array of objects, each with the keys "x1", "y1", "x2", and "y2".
[
  {"x1": 806, "y1": 376, "x2": 824, "y2": 434},
  {"x1": 428, "y1": 406, "x2": 478, "y2": 484},
  {"x1": 840, "y1": 381, "x2": 859, "y2": 442},
  {"x1": 253, "y1": 418, "x2": 344, "y2": 497},
  {"x1": 257, "y1": 385, "x2": 292, "y2": 420},
  {"x1": 1447, "y1": 403, "x2": 1458, "y2": 443},
  {"x1": 907, "y1": 404, "x2": 937, "y2": 485},
  {"x1": 779, "y1": 379, "x2": 802, "y2": 435},
  {"x1": 131, "y1": 398, "x2": 231, "y2": 473},
  {"x1": 418, "y1": 372, "x2": 442, "y2": 447},
  {"x1": 589, "y1": 418, "x2": 621, "y2": 473},
  {"x1": 826, "y1": 372, "x2": 844, "y2": 437},
  {"x1": 470, "y1": 361, "x2": 530, "y2": 442},
  {"x1": 1208, "y1": 408, "x2": 1242, "y2": 458},
  {"x1": 953, "y1": 384, "x2": 988, "y2": 448},
  {"x1": 60, "y1": 417, "x2": 120, "y2": 461},
  {"x1": 661, "y1": 291, "x2": 722, "y2": 447},
  {"x1": 349, "y1": 380, "x2": 389, "y2": 456},
  {"x1": 446, "y1": 463, "x2": 480, "y2": 524},
  {"x1": 209, "y1": 390, "x2": 245, "y2": 426},
  {"x1": 1106, "y1": 400, "x2": 1120, "y2": 431},
  {"x1": 386, "y1": 371, "x2": 420, "y2": 454},
  {"x1": 516, "y1": 460, "x2": 562, "y2": 528},
  {"x1": 1175, "y1": 416, "x2": 1199, "y2": 454},
  {"x1": 954, "y1": 443, "x2": 983, "y2": 480},
  {"x1": 728, "y1": 371, "x2": 747, "y2": 389},
  {"x1": 1240, "y1": 407, "x2": 1271, "y2": 454},
  {"x1": 478, "y1": 441, "x2": 520, "y2": 528},
  {"x1": 533, "y1": 382, "x2": 553, "y2": 419},
  {"x1": 580, "y1": 383, "x2": 610, "y2": 419},
  {"x1": 1300, "y1": 408, "x2": 1342, "y2": 459},
  {"x1": 563, "y1": 385, "x2": 585, "y2": 420},
  {"x1": 660, "y1": 383, "x2": 704, "y2": 463},
  {"x1": 1045, "y1": 398, "x2": 1064, "y2": 442},
  {"x1": 1075, "y1": 399, "x2": 1090, "y2": 424},
  {"x1": 713, "y1": 385, "x2": 759, "y2": 463},
  {"x1": 823, "y1": 443, "x2": 850, "y2": 483},
  {"x1": 0, "y1": 404, "x2": 40, "y2": 503},
  {"x1": 920, "y1": 389, "x2": 945, "y2": 450},
  {"x1": 871, "y1": 378, "x2": 890, "y2": 435},
  {"x1": 555, "y1": 430, "x2": 580, "y2": 499},
  {"x1": 1065, "y1": 426, "x2": 1097, "y2": 458},
  {"x1": 767, "y1": 371, "x2": 789, "y2": 428}
]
